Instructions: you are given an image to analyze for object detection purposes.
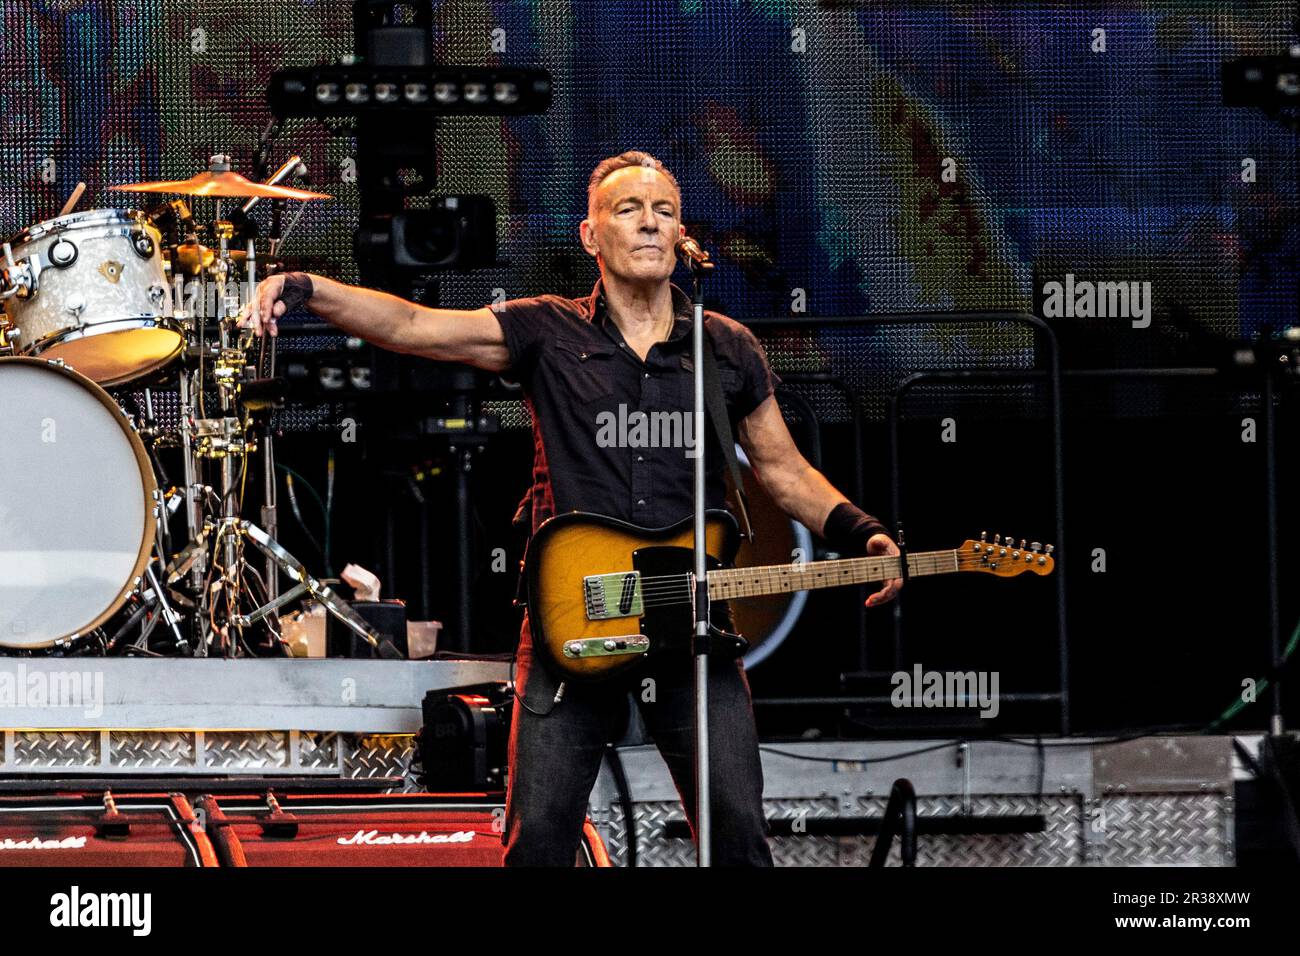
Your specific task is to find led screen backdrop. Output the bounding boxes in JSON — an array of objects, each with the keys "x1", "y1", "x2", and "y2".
[
  {"x1": 2, "y1": 2, "x2": 1295, "y2": 729},
  {"x1": 1, "y1": 0, "x2": 1295, "y2": 384}
]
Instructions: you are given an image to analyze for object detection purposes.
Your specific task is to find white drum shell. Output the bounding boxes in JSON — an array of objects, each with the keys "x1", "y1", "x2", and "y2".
[{"x1": 3, "y1": 208, "x2": 179, "y2": 385}]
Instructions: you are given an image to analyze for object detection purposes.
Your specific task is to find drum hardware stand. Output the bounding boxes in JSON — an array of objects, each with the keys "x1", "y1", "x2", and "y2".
[
  {"x1": 249, "y1": 239, "x2": 282, "y2": 606},
  {"x1": 164, "y1": 278, "x2": 381, "y2": 657},
  {"x1": 227, "y1": 520, "x2": 385, "y2": 653},
  {"x1": 0, "y1": 309, "x2": 16, "y2": 353},
  {"x1": 174, "y1": 348, "x2": 208, "y2": 650},
  {"x1": 142, "y1": 562, "x2": 189, "y2": 655},
  {"x1": 147, "y1": 155, "x2": 328, "y2": 657},
  {"x1": 105, "y1": 558, "x2": 190, "y2": 655},
  {"x1": 0, "y1": 241, "x2": 36, "y2": 303}
]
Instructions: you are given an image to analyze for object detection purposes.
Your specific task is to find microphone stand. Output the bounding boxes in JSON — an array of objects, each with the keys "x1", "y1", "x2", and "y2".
[{"x1": 687, "y1": 251, "x2": 715, "y2": 866}]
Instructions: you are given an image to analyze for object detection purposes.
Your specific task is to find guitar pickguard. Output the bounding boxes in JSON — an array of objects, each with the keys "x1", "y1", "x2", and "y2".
[{"x1": 631, "y1": 545, "x2": 727, "y2": 654}]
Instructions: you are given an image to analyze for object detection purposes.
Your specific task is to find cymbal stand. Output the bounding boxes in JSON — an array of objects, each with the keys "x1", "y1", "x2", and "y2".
[
  {"x1": 250, "y1": 237, "x2": 282, "y2": 606},
  {"x1": 151, "y1": 153, "x2": 382, "y2": 658}
]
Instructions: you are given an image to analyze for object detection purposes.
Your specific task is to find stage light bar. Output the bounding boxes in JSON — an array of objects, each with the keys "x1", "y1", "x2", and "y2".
[{"x1": 270, "y1": 66, "x2": 552, "y2": 118}]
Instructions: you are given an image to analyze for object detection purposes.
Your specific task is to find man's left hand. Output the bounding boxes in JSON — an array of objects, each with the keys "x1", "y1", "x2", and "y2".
[{"x1": 864, "y1": 533, "x2": 903, "y2": 608}]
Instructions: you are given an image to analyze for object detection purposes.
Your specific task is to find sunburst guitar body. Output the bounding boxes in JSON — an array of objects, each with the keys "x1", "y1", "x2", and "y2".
[{"x1": 525, "y1": 510, "x2": 740, "y2": 682}]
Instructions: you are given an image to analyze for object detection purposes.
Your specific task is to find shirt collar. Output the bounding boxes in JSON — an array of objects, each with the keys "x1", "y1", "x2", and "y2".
[{"x1": 589, "y1": 278, "x2": 693, "y2": 344}]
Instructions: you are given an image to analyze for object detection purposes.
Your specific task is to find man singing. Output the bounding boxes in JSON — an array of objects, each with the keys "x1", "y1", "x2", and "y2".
[{"x1": 243, "y1": 151, "x2": 901, "y2": 865}]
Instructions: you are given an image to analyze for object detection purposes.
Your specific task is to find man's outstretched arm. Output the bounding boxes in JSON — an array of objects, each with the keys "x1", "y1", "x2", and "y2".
[{"x1": 240, "y1": 272, "x2": 511, "y2": 374}]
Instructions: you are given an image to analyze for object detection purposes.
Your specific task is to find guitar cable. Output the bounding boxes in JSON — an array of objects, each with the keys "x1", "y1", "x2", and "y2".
[{"x1": 507, "y1": 653, "x2": 565, "y2": 717}]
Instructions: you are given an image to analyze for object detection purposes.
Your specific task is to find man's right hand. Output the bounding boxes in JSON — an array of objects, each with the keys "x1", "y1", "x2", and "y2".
[{"x1": 240, "y1": 272, "x2": 315, "y2": 338}]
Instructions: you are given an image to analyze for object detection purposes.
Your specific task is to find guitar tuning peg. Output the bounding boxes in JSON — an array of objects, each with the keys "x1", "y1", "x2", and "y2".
[
  {"x1": 1003, "y1": 533, "x2": 1013, "y2": 546},
  {"x1": 1031, "y1": 541, "x2": 1041, "y2": 552},
  {"x1": 1044, "y1": 544, "x2": 1055, "y2": 556},
  {"x1": 980, "y1": 530, "x2": 987, "y2": 543},
  {"x1": 993, "y1": 534, "x2": 1001, "y2": 544},
  {"x1": 1019, "y1": 538, "x2": 1027, "y2": 550}
]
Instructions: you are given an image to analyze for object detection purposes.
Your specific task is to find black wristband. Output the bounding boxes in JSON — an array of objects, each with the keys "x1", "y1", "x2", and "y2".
[
  {"x1": 279, "y1": 272, "x2": 314, "y2": 313},
  {"x1": 822, "y1": 501, "x2": 889, "y2": 554}
]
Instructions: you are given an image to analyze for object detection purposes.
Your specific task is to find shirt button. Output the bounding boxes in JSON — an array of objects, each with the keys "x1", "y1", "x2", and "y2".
[
  {"x1": 636, "y1": 499, "x2": 646, "y2": 507},
  {"x1": 636, "y1": 455, "x2": 645, "y2": 462},
  {"x1": 643, "y1": 372, "x2": 650, "y2": 378}
]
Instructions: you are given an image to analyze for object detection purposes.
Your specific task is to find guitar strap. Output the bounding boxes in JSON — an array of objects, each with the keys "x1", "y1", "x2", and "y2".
[{"x1": 701, "y1": 329, "x2": 754, "y2": 543}]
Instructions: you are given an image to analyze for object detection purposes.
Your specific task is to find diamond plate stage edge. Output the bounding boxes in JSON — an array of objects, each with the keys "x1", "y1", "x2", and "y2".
[
  {"x1": 589, "y1": 737, "x2": 1239, "y2": 867},
  {"x1": 0, "y1": 659, "x2": 507, "y2": 779}
]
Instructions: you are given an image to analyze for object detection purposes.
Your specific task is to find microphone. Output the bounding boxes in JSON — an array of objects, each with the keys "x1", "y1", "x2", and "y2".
[{"x1": 674, "y1": 234, "x2": 714, "y2": 271}]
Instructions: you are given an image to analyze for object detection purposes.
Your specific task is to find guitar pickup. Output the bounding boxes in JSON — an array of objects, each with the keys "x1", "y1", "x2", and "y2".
[
  {"x1": 562, "y1": 635, "x2": 650, "y2": 659},
  {"x1": 582, "y1": 571, "x2": 643, "y2": 620}
]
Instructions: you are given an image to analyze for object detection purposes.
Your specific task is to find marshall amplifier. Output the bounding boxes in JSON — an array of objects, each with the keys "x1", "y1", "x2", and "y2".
[
  {"x1": 0, "y1": 792, "x2": 216, "y2": 867},
  {"x1": 197, "y1": 792, "x2": 610, "y2": 867}
]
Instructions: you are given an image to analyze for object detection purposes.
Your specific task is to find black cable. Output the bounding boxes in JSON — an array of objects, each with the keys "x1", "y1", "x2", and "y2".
[
  {"x1": 758, "y1": 740, "x2": 959, "y2": 765},
  {"x1": 281, "y1": 470, "x2": 323, "y2": 558},
  {"x1": 1033, "y1": 734, "x2": 1046, "y2": 814},
  {"x1": 760, "y1": 722, "x2": 1221, "y2": 770},
  {"x1": 507, "y1": 655, "x2": 562, "y2": 717},
  {"x1": 1233, "y1": 737, "x2": 1263, "y2": 779},
  {"x1": 603, "y1": 743, "x2": 638, "y2": 868},
  {"x1": 986, "y1": 724, "x2": 1207, "y2": 748}
]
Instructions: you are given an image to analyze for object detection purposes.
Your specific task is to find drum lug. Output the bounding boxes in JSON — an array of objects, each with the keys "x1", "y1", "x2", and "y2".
[{"x1": 65, "y1": 292, "x2": 87, "y2": 324}]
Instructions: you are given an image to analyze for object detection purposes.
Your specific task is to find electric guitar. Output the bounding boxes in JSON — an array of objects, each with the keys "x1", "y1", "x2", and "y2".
[{"x1": 523, "y1": 509, "x2": 1055, "y2": 682}]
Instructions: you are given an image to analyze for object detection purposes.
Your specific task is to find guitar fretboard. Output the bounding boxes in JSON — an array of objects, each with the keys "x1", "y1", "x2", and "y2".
[{"x1": 707, "y1": 549, "x2": 959, "y2": 601}]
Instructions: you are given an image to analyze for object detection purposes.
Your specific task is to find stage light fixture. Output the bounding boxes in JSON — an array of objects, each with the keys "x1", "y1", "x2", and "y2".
[
  {"x1": 271, "y1": 67, "x2": 551, "y2": 118},
  {"x1": 314, "y1": 81, "x2": 341, "y2": 104}
]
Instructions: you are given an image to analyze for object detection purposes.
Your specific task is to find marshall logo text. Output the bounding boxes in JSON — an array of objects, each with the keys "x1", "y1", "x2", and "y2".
[{"x1": 337, "y1": 829, "x2": 476, "y2": 846}]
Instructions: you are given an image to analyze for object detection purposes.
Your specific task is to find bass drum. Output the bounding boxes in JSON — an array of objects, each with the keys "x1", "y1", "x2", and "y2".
[
  {"x1": 732, "y1": 445, "x2": 812, "y2": 670},
  {"x1": 0, "y1": 357, "x2": 157, "y2": 650}
]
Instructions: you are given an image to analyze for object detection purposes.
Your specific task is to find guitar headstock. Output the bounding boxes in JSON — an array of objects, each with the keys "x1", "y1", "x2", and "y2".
[{"x1": 956, "y1": 532, "x2": 1055, "y2": 577}]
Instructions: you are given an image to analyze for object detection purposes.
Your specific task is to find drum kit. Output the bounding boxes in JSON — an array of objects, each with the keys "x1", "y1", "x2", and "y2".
[{"x1": 0, "y1": 154, "x2": 381, "y2": 657}]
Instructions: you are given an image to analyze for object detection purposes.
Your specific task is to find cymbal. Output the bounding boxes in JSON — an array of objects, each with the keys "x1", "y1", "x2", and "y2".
[
  {"x1": 165, "y1": 242, "x2": 247, "y2": 276},
  {"x1": 111, "y1": 170, "x2": 331, "y2": 201}
]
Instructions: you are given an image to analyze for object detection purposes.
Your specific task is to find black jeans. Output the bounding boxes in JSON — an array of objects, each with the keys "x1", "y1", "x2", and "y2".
[{"x1": 502, "y1": 640, "x2": 774, "y2": 866}]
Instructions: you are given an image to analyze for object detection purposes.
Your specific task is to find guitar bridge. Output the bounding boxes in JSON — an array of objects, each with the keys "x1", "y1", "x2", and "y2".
[
  {"x1": 583, "y1": 571, "x2": 643, "y2": 621},
  {"x1": 562, "y1": 635, "x2": 651, "y2": 659}
]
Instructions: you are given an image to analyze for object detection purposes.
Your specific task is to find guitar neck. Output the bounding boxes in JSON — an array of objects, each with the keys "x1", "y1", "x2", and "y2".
[{"x1": 708, "y1": 549, "x2": 958, "y2": 601}]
